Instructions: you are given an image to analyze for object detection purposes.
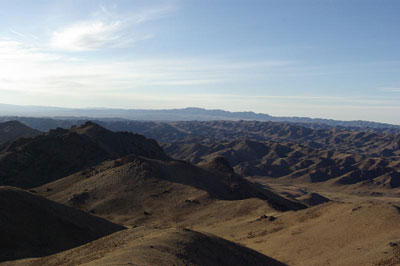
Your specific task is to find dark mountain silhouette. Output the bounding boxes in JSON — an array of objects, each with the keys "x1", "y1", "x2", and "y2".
[
  {"x1": 0, "y1": 122, "x2": 167, "y2": 188},
  {"x1": 23, "y1": 227, "x2": 286, "y2": 266},
  {"x1": 0, "y1": 120, "x2": 41, "y2": 145}
]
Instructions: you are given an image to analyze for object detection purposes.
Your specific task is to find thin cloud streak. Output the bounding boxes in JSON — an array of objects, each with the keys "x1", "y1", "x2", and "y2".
[
  {"x1": 0, "y1": 38, "x2": 300, "y2": 97},
  {"x1": 1, "y1": 3, "x2": 399, "y2": 124},
  {"x1": 1, "y1": 37, "x2": 398, "y2": 116},
  {"x1": 50, "y1": 21, "x2": 124, "y2": 51},
  {"x1": 49, "y1": 5, "x2": 175, "y2": 51},
  {"x1": 9, "y1": 29, "x2": 25, "y2": 38}
]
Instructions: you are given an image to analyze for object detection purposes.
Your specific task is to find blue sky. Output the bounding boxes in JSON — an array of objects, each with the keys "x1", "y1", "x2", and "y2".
[{"x1": 0, "y1": 0, "x2": 399, "y2": 123}]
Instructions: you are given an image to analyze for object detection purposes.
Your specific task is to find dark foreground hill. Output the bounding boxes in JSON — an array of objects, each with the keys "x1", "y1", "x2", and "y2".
[
  {"x1": 14, "y1": 227, "x2": 286, "y2": 266},
  {"x1": 0, "y1": 121, "x2": 41, "y2": 145},
  {"x1": 0, "y1": 122, "x2": 167, "y2": 188},
  {"x1": 0, "y1": 186, "x2": 125, "y2": 262}
]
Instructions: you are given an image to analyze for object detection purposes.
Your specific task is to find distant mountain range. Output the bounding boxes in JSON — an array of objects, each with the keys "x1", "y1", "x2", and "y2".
[{"x1": 1, "y1": 103, "x2": 399, "y2": 129}]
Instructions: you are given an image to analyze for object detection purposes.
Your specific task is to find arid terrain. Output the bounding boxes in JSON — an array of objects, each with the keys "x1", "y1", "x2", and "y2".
[
  {"x1": 2, "y1": 0, "x2": 400, "y2": 264},
  {"x1": 0, "y1": 119, "x2": 399, "y2": 266},
  {"x1": 0, "y1": 121, "x2": 41, "y2": 146}
]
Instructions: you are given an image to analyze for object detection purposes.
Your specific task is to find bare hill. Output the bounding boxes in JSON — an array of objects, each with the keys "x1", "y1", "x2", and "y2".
[
  {"x1": 0, "y1": 122, "x2": 167, "y2": 188},
  {"x1": 2, "y1": 118, "x2": 399, "y2": 160},
  {"x1": 12, "y1": 227, "x2": 286, "y2": 266},
  {"x1": 164, "y1": 139, "x2": 400, "y2": 188},
  {"x1": 164, "y1": 120, "x2": 400, "y2": 157},
  {"x1": 2, "y1": 118, "x2": 399, "y2": 265},
  {"x1": 0, "y1": 186, "x2": 125, "y2": 262},
  {"x1": 0, "y1": 121, "x2": 40, "y2": 145},
  {"x1": 34, "y1": 154, "x2": 305, "y2": 226},
  {"x1": 191, "y1": 200, "x2": 400, "y2": 266}
]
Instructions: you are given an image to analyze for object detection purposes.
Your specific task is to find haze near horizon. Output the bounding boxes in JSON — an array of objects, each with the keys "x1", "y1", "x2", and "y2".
[{"x1": 0, "y1": 0, "x2": 399, "y2": 123}]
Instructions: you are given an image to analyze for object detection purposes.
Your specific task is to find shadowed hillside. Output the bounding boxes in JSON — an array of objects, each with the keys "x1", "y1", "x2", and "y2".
[
  {"x1": 164, "y1": 139, "x2": 400, "y2": 188},
  {"x1": 12, "y1": 227, "x2": 286, "y2": 266},
  {"x1": 165, "y1": 121, "x2": 400, "y2": 157},
  {"x1": 0, "y1": 121, "x2": 41, "y2": 145},
  {"x1": 34, "y1": 154, "x2": 305, "y2": 227},
  {"x1": 1, "y1": 119, "x2": 399, "y2": 265},
  {"x1": 0, "y1": 186, "x2": 125, "y2": 262},
  {"x1": 0, "y1": 122, "x2": 167, "y2": 188},
  {"x1": 1, "y1": 117, "x2": 400, "y2": 149}
]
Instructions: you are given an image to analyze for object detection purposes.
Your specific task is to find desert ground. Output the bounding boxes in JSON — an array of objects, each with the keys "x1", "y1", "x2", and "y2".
[{"x1": 1, "y1": 120, "x2": 399, "y2": 266}]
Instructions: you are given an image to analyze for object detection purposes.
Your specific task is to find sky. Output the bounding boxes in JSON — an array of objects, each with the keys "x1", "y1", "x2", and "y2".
[{"x1": 0, "y1": 0, "x2": 399, "y2": 124}]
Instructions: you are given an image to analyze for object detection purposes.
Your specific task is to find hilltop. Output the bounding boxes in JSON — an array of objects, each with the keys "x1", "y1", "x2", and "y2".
[
  {"x1": 1, "y1": 119, "x2": 399, "y2": 265},
  {"x1": 34, "y1": 154, "x2": 304, "y2": 227},
  {"x1": 14, "y1": 227, "x2": 285, "y2": 266},
  {"x1": 164, "y1": 138, "x2": 400, "y2": 189},
  {"x1": 0, "y1": 121, "x2": 167, "y2": 188},
  {"x1": 0, "y1": 121, "x2": 41, "y2": 145}
]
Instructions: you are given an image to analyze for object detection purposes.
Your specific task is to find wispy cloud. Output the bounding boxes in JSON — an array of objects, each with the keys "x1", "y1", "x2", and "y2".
[
  {"x1": 0, "y1": 38, "x2": 60, "y2": 62},
  {"x1": 50, "y1": 20, "x2": 126, "y2": 51},
  {"x1": 0, "y1": 37, "x2": 298, "y2": 96},
  {"x1": 1, "y1": 4, "x2": 295, "y2": 94},
  {"x1": 49, "y1": 5, "x2": 174, "y2": 51},
  {"x1": 9, "y1": 29, "x2": 25, "y2": 38},
  {"x1": 1, "y1": 36, "x2": 399, "y2": 124}
]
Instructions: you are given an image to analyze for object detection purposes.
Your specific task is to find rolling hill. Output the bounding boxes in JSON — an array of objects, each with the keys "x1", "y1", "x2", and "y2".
[
  {"x1": 34, "y1": 154, "x2": 305, "y2": 227},
  {"x1": 12, "y1": 227, "x2": 286, "y2": 266},
  {"x1": 0, "y1": 121, "x2": 41, "y2": 145},
  {"x1": 1, "y1": 119, "x2": 399, "y2": 265},
  {"x1": 0, "y1": 121, "x2": 167, "y2": 188},
  {"x1": 164, "y1": 139, "x2": 400, "y2": 188},
  {"x1": 0, "y1": 186, "x2": 124, "y2": 262}
]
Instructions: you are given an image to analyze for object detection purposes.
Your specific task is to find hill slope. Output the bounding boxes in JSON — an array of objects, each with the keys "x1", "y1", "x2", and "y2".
[
  {"x1": 0, "y1": 121, "x2": 40, "y2": 145},
  {"x1": 2, "y1": 118, "x2": 399, "y2": 152},
  {"x1": 12, "y1": 228, "x2": 286, "y2": 266},
  {"x1": 0, "y1": 122, "x2": 167, "y2": 188},
  {"x1": 188, "y1": 200, "x2": 400, "y2": 266},
  {"x1": 0, "y1": 186, "x2": 125, "y2": 262},
  {"x1": 165, "y1": 120, "x2": 400, "y2": 156},
  {"x1": 35, "y1": 154, "x2": 305, "y2": 226},
  {"x1": 164, "y1": 139, "x2": 400, "y2": 188}
]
